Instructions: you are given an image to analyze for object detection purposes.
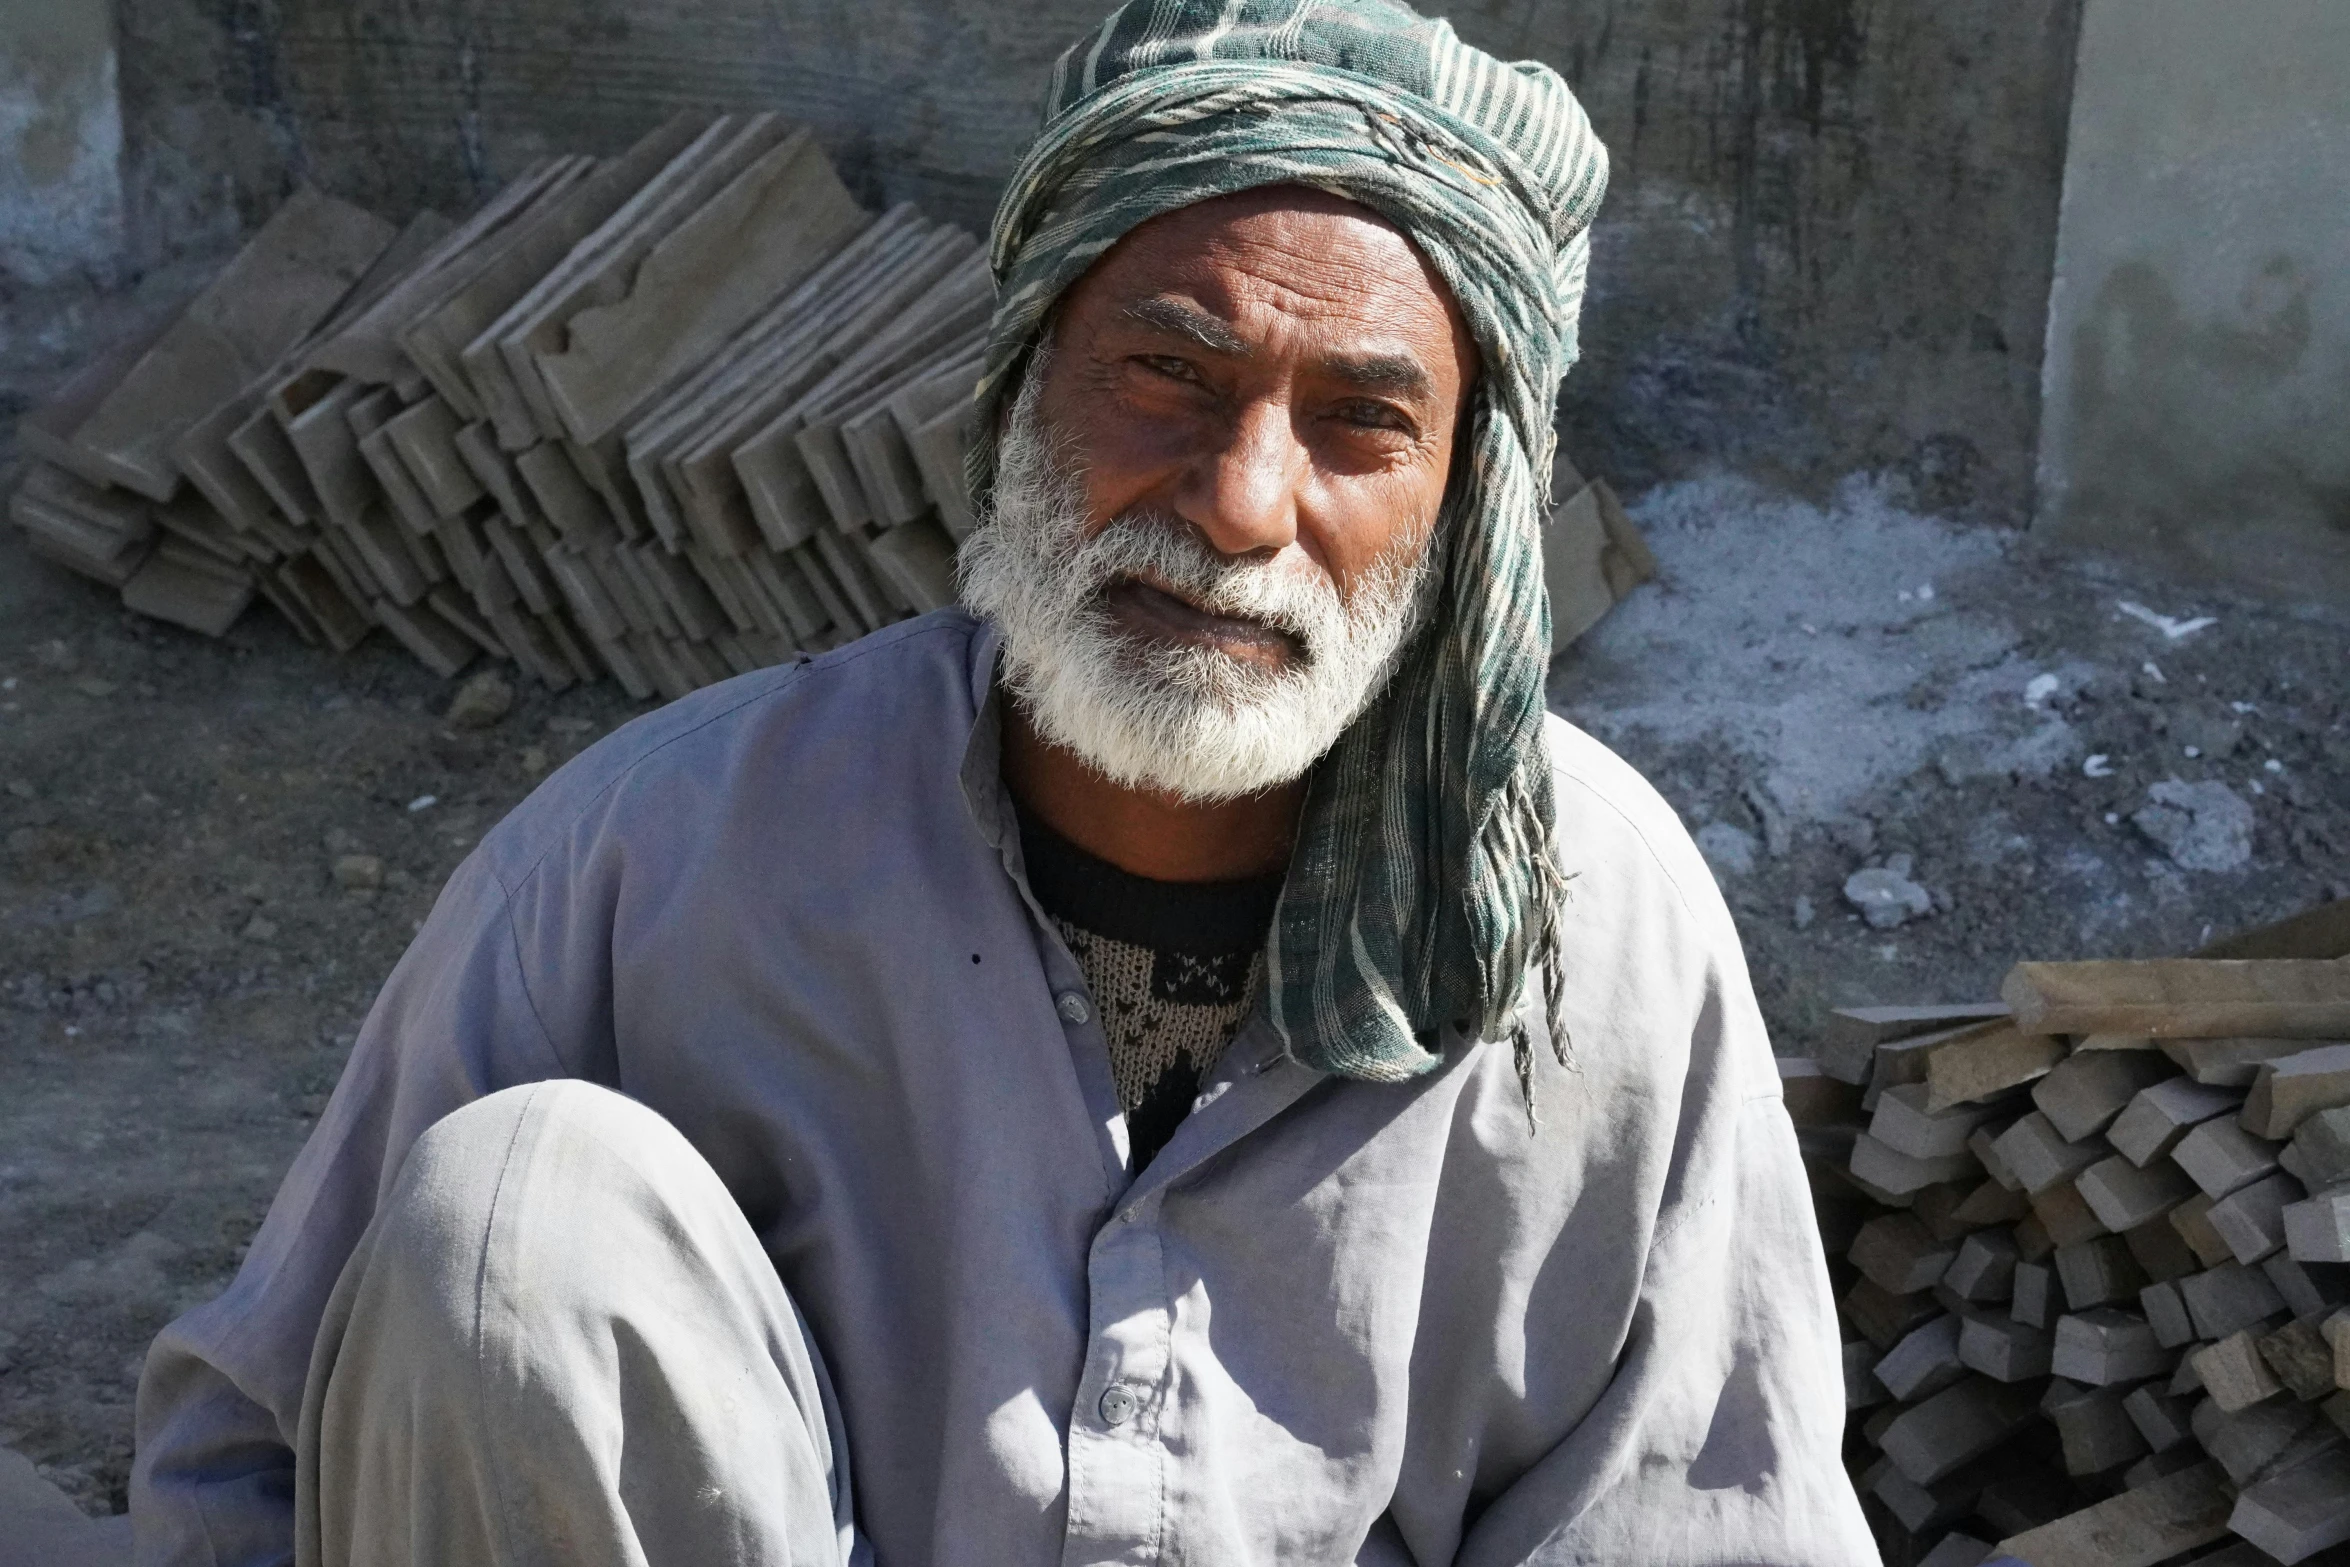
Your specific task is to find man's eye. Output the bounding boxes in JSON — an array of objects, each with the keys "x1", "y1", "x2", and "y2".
[
  {"x1": 1337, "y1": 400, "x2": 1410, "y2": 433},
  {"x1": 1135, "y1": 355, "x2": 1203, "y2": 385}
]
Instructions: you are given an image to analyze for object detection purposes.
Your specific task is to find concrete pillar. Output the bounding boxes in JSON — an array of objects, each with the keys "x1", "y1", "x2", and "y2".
[
  {"x1": 2036, "y1": 0, "x2": 2350, "y2": 608},
  {"x1": 0, "y1": 0, "x2": 125, "y2": 288}
]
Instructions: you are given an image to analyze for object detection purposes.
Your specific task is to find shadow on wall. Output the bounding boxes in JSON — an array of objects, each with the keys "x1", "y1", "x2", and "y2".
[
  {"x1": 2035, "y1": 0, "x2": 2350, "y2": 611},
  {"x1": 0, "y1": 0, "x2": 126, "y2": 292}
]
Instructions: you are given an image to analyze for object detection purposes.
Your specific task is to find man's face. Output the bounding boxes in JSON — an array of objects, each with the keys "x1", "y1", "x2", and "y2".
[{"x1": 961, "y1": 186, "x2": 1480, "y2": 802}]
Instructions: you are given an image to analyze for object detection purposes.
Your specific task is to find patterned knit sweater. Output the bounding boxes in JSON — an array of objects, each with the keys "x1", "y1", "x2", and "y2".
[{"x1": 1017, "y1": 810, "x2": 1282, "y2": 1171}]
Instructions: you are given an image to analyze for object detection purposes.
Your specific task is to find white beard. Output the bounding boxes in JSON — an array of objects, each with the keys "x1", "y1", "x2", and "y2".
[{"x1": 957, "y1": 347, "x2": 1440, "y2": 803}]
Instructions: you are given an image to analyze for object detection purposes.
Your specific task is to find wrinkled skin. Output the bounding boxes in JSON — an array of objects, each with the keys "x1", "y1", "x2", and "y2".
[{"x1": 1003, "y1": 185, "x2": 1479, "y2": 881}]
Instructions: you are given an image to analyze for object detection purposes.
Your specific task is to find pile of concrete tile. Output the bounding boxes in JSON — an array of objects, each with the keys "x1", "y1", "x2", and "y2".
[
  {"x1": 1789, "y1": 904, "x2": 2350, "y2": 1566},
  {"x1": 8, "y1": 113, "x2": 988, "y2": 700}
]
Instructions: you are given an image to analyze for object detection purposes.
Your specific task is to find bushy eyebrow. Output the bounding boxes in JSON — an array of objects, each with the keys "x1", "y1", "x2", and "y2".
[
  {"x1": 1119, "y1": 296, "x2": 1250, "y2": 356},
  {"x1": 1320, "y1": 352, "x2": 1433, "y2": 402},
  {"x1": 1116, "y1": 296, "x2": 1437, "y2": 404}
]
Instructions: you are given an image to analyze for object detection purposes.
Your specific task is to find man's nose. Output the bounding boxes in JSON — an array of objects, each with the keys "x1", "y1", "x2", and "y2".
[{"x1": 1171, "y1": 399, "x2": 1303, "y2": 559}]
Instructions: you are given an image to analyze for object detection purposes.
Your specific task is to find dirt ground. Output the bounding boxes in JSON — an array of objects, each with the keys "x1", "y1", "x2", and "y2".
[{"x1": 2, "y1": 309, "x2": 2346, "y2": 1517}]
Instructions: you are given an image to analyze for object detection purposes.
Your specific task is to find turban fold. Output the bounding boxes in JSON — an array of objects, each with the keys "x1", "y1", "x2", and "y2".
[{"x1": 971, "y1": 0, "x2": 1610, "y2": 1095}]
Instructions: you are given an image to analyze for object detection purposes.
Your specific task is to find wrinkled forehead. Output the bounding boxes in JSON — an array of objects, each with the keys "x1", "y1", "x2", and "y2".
[{"x1": 1068, "y1": 186, "x2": 1469, "y2": 346}]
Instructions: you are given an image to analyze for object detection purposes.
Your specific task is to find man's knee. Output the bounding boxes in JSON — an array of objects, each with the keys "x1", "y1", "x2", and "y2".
[{"x1": 363, "y1": 1082, "x2": 702, "y2": 1339}]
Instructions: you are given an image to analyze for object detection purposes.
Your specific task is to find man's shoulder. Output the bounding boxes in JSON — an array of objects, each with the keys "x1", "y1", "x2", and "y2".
[
  {"x1": 475, "y1": 610, "x2": 987, "y2": 889},
  {"x1": 1538, "y1": 711, "x2": 1727, "y2": 939}
]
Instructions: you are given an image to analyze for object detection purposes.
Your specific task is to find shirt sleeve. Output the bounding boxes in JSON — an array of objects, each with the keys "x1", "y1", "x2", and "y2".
[
  {"x1": 130, "y1": 847, "x2": 576, "y2": 1567},
  {"x1": 1454, "y1": 925, "x2": 1874, "y2": 1565}
]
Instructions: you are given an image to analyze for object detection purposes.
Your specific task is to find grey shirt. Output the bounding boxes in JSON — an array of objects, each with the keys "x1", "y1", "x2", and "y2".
[{"x1": 133, "y1": 609, "x2": 1874, "y2": 1567}]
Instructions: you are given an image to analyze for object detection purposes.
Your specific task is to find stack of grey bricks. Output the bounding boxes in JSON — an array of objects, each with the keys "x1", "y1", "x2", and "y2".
[
  {"x1": 1789, "y1": 912, "x2": 2350, "y2": 1567},
  {"x1": 7, "y1": 113, "x2": 986, "y2": 701}
]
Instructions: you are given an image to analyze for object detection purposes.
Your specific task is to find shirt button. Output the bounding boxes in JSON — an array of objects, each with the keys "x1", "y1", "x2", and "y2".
[
  {"x1": 1098, "y1": 1385, "x2": 1140, "y2": 1426},
  {"x1": 1056, "y1": 991, "x2": 1093, "y2": 1027}
]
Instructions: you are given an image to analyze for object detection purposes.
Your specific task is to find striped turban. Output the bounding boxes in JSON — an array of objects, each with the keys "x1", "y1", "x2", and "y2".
[{"x1": 969, "y1": 0, "x2": 1610, "y2": 1098}]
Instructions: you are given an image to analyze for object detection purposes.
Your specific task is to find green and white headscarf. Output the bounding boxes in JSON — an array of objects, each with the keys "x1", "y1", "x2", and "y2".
[{"x1": 970, "y1": 0, "x2": 1610, "y2": 1098}]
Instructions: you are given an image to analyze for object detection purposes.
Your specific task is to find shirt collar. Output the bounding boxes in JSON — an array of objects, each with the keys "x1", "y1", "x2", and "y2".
[{"x1": 957, "y1": 616, "x2": 1015, "y2": 857}]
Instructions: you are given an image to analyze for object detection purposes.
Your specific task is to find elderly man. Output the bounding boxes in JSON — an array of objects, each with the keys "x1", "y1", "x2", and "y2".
[{"x1": 133, "y1": 3, "x2": 1872, "y2": 1564}]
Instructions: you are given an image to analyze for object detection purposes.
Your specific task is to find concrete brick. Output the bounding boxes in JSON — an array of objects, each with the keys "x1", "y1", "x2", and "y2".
[
  {"x1": 2056, "y1": 1235, "x2": 2148, "y2": 1310},
  {"x1": 2052, "y1": 1307, "x2": 2174, "y2": 1386},
  {"x1": 2119, "y1": 1446, "x2": 2207, "y2": 1491},
  {"x1": 1943, "y1": 1229, "x2": 2019, "y2": 1302},
  {"x1": 2014, "y1": 1261, "x2": 2056, "y2": 1329},
  {"x1": 2077, "y1": 1155, "x2": 2197, "y2": 1234},
  {"x1": 2285, "y1": 1137, "x2": 2319, "y2": 1187},
  {"x1": 2196, "y1": 1329, "x2": 2287, "y2": 1412},
  {"x1": 2263, "y1": 1255, "x2": 2349, "y2": 1320},
  {"x1": 489, "y1": 116, "x2": 791, "y2": 442},
  {"x1": 2109, "y1": 1076, "x2": 2242, "y2": 1166},
  {"x1": 2162, "y1": 1035, "x2": 2342, "y2": 1089},
  {"x1": 2002, "y1": 960, "x2": 2350, "y2": 1041},
  {"x1": 1970, "y1": 1124, "x2": 2026, "y2": 1191},
  {"x1": 1995, "y1": 1111, "x2": 2104, "y2": 1194},
  {"x1": 1880, "y1": 1377, "x2": 2041, "y2": 1484},
  {"x1": 417, "y1": 124, "x2": 706, "y2": 438},
  {"x1": 2181, "y1": 1262, "x2": 2290, "y2": 1341},
  {"x1": 1875, "y1": 1314, "x2": 1967, "y2": 1402},
  {"x1": 2208, "y1": 1171, "x2": 2307, "y2": 1266},
  {"x1": 2175, "y1": 1117, "x2": 2285, "y2": 1200},
  {"x1": 2123, "y1": 1385, "x2": 2193, "y2": 1453},
  {"x1": 283, "y1": 379, "x2": 376, "y2": 533},
  {"x1": 2286, "y1": 1187, "x2": 2350, "y2": 1265},
  {"x1": 2193, "y1": 1394, "x2": 2321, "y2": 1485},
  {"x1": 2245, "y1": 1044, "x2": 2350, "y2": 1142},
  {"x1": 1845, "y1": 1276, "x2": 1941, "y2": 1351},
  {"x1": 1927, "y1": 1025, "x2": 2066, "y2": 1112},
  {"x1": 374, "y1": 598, "x2": 477, "y2": 680},
  {"x1": 1991, "y1": 1460, "x2": 2231, "y2": 1567},
  {"x1": 1872, "y1": 1460, "x2": 1981, "y2": 1536},
  {"x1": 2229, "y1": 1444, "x2": 2350, "y2": 1565},
  {"x1": 2123, "y1": 1215, "x2": 2201, "y2": 1284},
  {"x1": 866, "y1": 518, "x2": 957, "y2": 616},
  {"x1": 2042, "y1": 1377, "x2": 2149, "y2": 1475},
  {"x1": 1845, "y1": 1337, "x2": 1889, "y2": 1409},
  {"x1": 382, "y1": 397, "x2": 485, "y2": 519},
  {"x1": 2293, "y1": 1107, "x2": 2350, "y2": 1191},
  {"x1": 2033, "y1": 1050, "x2": 2177, "y2": 1143},
  {"x1": 2031, "y1": 1180, "x2": 2114, "y2": 1248},
  {"x1": 357, "y1": 422, "x2": 440, "y2": 535},
  {"x1": 1958, "y1": 1308, "x2": 2054, "y2": 1383},
  {"x1": 67, "y1": 189, "x2": 398, "y2": 499},
  {"x1": 2140, "y1": 1281, "x2": 2195, "y2": 1348},
  {"x1": 1777, "y1": 1057, "x2": 1860, "y2": 1127},
  {"x1": 1950, "y1": 1179, "x2": 2033, "y2": 1231},
  {"x1": 2259, "y1": 1315, "x2": 2337, "y2": 1402},
  {"x1": 2324, "y1": 1311, "x2": 2350, "y2": 1393},
  {"x1": 2172, "y1": 1191, "x2": 2236, "y2": 1268},
  {"x1": 538, "y1": 133, "x2": 870, "y2": 447},
  {"x1": 121, "y1": 543, "x2": 253, "y2": 639},
  {"x1": 1914, "y1": 1534, "x2": 1992, "y2": 1567}
]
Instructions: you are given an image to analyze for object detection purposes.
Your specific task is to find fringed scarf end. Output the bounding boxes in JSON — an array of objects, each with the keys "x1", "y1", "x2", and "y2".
[{"x1": 1513, "y1": 829, "x2": 1579, "y2": 1135}]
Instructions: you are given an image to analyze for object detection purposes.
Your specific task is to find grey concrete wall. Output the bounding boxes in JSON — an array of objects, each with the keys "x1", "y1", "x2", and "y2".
[
  {"x1": 2036, "y1": 0, "x2": 2350, "y2": 608},
  {"x1": 108, "y1": 0, "x2": 2080, "y2": 516},
  {"x1": 0, "y1": 0, "x2": 125, "y2": 288}
]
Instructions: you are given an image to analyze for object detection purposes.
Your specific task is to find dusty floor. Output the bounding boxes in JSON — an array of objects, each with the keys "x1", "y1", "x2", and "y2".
[
  {"x1": 2, "y1": 327, "x2": 2346, "y2": 1517},
  {"x1": 1554, "y1": 472, "x2": 2350, "y2": 1043}
]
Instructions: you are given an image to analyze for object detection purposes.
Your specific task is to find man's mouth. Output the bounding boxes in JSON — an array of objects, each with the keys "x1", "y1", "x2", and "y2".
[{"x1": 1098, "y1": 575, "x2": 1301, "y2": 668}]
